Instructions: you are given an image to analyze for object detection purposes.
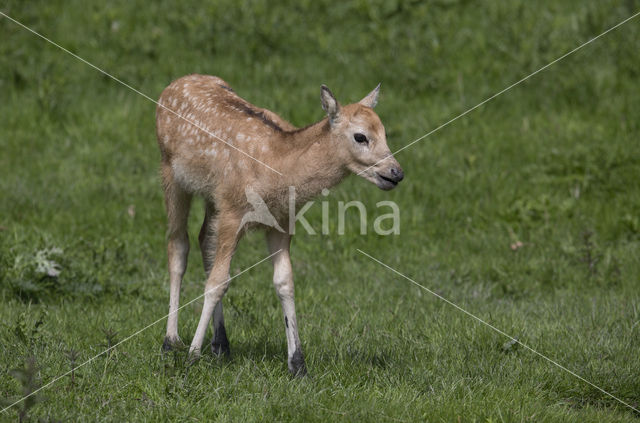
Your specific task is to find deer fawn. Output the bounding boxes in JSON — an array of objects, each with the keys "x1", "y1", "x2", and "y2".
[{"x1": 156, "y1": 74, "x2": 404, "y2": 376}]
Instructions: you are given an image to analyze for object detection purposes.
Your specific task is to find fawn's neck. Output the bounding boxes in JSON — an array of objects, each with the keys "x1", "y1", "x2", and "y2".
[{"x1": 274, "y1": 118, "x2": 349, "y2": 201}]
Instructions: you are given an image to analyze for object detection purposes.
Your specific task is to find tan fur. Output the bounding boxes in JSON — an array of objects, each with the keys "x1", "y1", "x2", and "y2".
[{"x1": 156, "y1": 74, "x2": 403, "y2": 370}]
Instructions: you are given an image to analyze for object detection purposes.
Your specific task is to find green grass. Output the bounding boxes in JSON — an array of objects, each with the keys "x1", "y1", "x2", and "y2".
[{"x1": 1, "y1": 0, "x2": 640, "y2": 421}]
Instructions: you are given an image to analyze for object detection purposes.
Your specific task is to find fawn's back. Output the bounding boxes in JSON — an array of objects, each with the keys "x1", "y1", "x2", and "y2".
[{"x1": 156, "y1": 74, "x2": 293, "y2": 200}]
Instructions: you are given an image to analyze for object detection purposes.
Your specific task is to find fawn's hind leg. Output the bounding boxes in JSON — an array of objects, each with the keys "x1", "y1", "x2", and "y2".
[
  {"x1": 198, "y1": 201, "x2": 230, "y2": 356},
  {"x1": 162, "y1": 165, "x2": 192, "y2": 351}
]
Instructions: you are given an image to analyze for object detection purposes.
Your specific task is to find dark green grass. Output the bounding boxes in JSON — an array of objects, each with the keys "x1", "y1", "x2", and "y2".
[{"x1": 1, "y1": 0, "x2": 640, "y2": 421}]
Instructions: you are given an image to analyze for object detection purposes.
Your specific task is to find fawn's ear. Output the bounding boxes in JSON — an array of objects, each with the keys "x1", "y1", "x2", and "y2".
[
  {"x1": 321, "y1": 85, "x2": 341, "y2": 125},
  {"x1": 359, "y1": 83, "x2": 381, "y2": 108}
]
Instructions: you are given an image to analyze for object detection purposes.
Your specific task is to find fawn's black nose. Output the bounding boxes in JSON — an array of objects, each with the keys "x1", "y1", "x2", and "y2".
[{"x1": 390, "y1": 167, "x2": 404, "y2": 182}]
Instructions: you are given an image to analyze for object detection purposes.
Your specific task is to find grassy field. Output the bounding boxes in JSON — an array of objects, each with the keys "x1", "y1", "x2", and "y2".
[{"x1": 1, "y1": 0, "x2": 640, "y2": 421}]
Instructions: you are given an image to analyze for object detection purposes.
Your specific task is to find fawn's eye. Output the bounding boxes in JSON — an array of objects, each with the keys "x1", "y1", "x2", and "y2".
[{"x1": 353, "y1": 133, "x2": 368, "y2": 144}]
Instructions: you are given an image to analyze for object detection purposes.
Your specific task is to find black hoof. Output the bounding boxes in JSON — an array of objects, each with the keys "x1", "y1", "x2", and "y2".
[
  {"x1": 211, "y1": 340, "x2": 230, "y2": 356},
  {"x1": 288, "y1": 349, "x2": 307, "y2": 377},
  {"x1": 162, "y1": 336, "x2": 182, "y2": 352},
  {"x1": 211, "y1": 325, "x2": 230, "y2": 356}
]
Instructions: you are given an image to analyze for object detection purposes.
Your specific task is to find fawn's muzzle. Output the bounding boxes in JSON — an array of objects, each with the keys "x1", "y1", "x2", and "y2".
[{"x1": 375, "y1": 165, "x2": 404, "y2": 190}]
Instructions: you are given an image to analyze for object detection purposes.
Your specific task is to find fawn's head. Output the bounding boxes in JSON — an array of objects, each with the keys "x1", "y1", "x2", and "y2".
[{"x1": 320, "y1": 84, "x2": 404, "y2": 190}]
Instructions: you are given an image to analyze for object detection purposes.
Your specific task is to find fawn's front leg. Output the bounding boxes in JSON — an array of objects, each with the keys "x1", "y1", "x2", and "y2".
[
  {"x1": 198, "y1": 202, "x2": 230, "y2": 356},
  {"x1": 189, "y1": 214, "x2": 240, "y2": 358},
  {"x1": 267, "y1": 229, "x2": 307, "y2": 376}
]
